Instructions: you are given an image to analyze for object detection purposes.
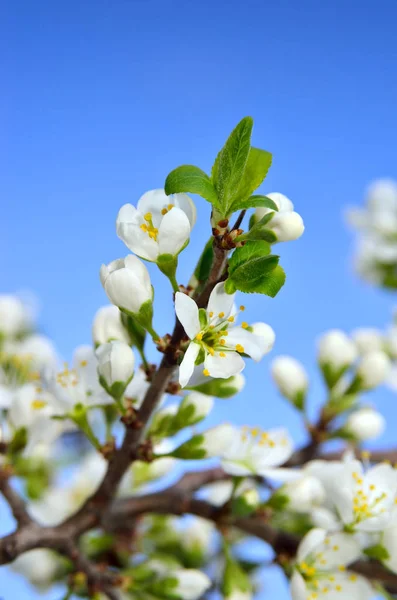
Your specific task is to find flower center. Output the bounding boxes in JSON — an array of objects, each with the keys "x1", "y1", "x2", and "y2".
[
  {"x1": 140, "y1": 212, "x2": 159, "y2": 241},
  {"x1": 31, "y1": 398, "x2": 47, "y2": 410},
  {"x1": 351, "y1": 471, "x2": 388, "y2": 523}
]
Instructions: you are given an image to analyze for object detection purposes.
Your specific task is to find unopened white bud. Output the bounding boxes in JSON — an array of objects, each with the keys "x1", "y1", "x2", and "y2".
[
  {"x1": 271, "y1": 356, "x2": 308, "y2": 402},
  {"x1": 180, "y1": 392, "x2": 214, "y2": 422},
  {"x1": 92, "y1": 305, "x2": 130, "y2": 345},
  {"x1": 356, "y1": 351, "x2": 391, "y2": 390},
  {"x1": 318, "y1": 330, "x2": 358, "y2": 369},
  {"x1": 345, "y1": 407, "x2": 386, "y2": 441},
  {"x1": 351, "y1": 328, "x2": 384, "y2": 354},
  {"x1": 0, "y1": 294, "x2": 31, "y2": 336},
  {"x1": 96, "y1": 341, "x2": 135, "y2": 389},
  {"x1": 269, "y1": 211, "x2": 305, "y2": 242},
  {"x1": 172, "y1": 570, "x2": 211, "y2": 600},
  {"x1": 100, "y1": 255, "x2": 152, "y2": 314}
]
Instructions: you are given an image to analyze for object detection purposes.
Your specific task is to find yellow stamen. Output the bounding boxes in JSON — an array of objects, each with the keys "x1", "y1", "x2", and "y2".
[
  {"x1": 209, "y1": 312, "x2": 214, "y2": 317},
  {"x1": 227, "y1": 316, "x2": 235, "y2": 322},
  {"x1": 167, "y1": 203, "x2": 174, "y2": 210},
  {"x1": 208, "y1": 347, "x2": 215, "y2": 356},
  {"x1": 361, "y1": 450, "x2": 371, "y2": 460},
  {"x1": 80, "y1": 360, "x2": 87, "y2": 367},
  {"x1": 203, "y1": 369, "x2": 210, "y2": 377},
  {"x1": 239, "y1": 305, "x2": 245, "y2": 311},
  {"x1": 338, "y1": 566, "x2": 345, "y2": 572},
  {"x1": 241, "y1": 322, "x2": 249, "y2": 329},
  {"x1": 31, "y1": 399, "x2": 47, "y2": 410},
  {"x1": 161, "y1": 208, "x2": 168, "y2": 215},
  {"x1": 220, "y1": 339, "x2": 226, "y2": 346},
  {"x1": 235, "y1": 344, "x2": 245, "y2": 353},
  {"x1": 335, "y1": 585, "x2": 342, "y2": 592},
  {"x1": 218, "y1": 312, "x2": 225, "y2": 318},
  {"x1": 140, "y1": 223, "x2": 148, "y2": 232},
  {"x1": 195, "y1": 333, "x2": 203, "y2": 341},
  {"x1": 219, "y1": 352, "x2": 226, "y2": 357},
  {"x1": 349, "y1": 575, "x2": 357, "y2": 582},
  {"x1": 144, "y1": 212, "x2": 152, "y2": 221}
]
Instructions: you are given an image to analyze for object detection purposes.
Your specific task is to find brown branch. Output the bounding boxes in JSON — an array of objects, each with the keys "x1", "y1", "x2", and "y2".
[{"x1": 0, "y1": 471, "x2": 32, "y2": 527}]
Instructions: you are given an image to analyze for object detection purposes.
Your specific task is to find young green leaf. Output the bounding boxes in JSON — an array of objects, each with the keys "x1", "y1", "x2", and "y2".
[
  {"x1": 229, "y1": 254, "x2": 280, "y2": 289},
  {"x1": 230, "y1": 147, "x2": 272, "y2": 209},
  {"x1": 226, "y1": 262, "x2": 286, "y2": 297},
  {"x1": 230, "y1": 194, "x2": 279, "y2": 212},
  {"x1": 236, "y1": 228, "x2": 278, "y2": 243},
  {"x1": 164, "y1": 164, "x2": 219, "y2": 207},
  {"x1": 212, "y1": 117, "x2": 253, "y2": 215},
  {"x1": 228, "y1": 240, "x2": 271, "y2": 275}
]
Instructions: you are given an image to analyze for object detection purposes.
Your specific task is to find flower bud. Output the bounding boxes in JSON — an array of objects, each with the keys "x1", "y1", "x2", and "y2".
[
  {"x1": 345, "y1": 407, "x2": 386, "y2": 441},
  {"x1": 100, "y1": 255, "x2": 152, "y2": 315},
  {"x1": 92, "y1": 305, "x2": 130, "y2": 346},
  {"x1": 179, "y1": 392, "x2": 214, "y2": 423},
  {"x1": 269, "y1": 211, "x2": 305, "y2": 242},
  {"x1": 169, "y1": 570, "x2": 211, "y2": 600},
  {"x1": 96, "y1": 341, "x2": 135, "y2": 397},
  {"x1": 351, "y1": 328, "x2": 384, "y2": 354},
  {"x1": 187, "y1": 369, "x2": 245, "y2": 398},
  {"x1": 271, "y1": 356, "x2": 308, "y2": 408},
  {"x1": 356, "y1": 350, "x2": 391, "y2": 390},
  {"x1": 0, "y1": 294, "x2": 31, "y2": 337},
  {"x1": 318, "y1": 330, "x2": 358, "y2": 369}
]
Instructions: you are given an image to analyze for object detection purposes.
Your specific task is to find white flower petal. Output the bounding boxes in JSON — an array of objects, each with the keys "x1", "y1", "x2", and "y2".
[
  {"x1": 226, "y1": 327, "x2": 265, "y2": 361},
  {"x1": 290, "y1": 571, "x2": 307, "y2": 600},
  {"x1": 315, "y1": 533, "x2": 361, "y2": 569},
  {"x1": 137, "y1": 189, "x2": 169, "y2": 227},
  {"x1": 175, "y1": 293, "x2": 200, "y2": 339},
  {"x1": 173, "y1": 192, "x2": 196, "y2": 227},
  {"x1": 158, "y1": 208, "x2": 191, "y2": 256},
  {"x1": 204, "y1": 351, "x2": 245, "y2": 379},
  {"x1": 297, "y1": 528, "x2": 327, "y2": 562},
  {"x1": 179, "y1": 342, "x2": 200, "y2": 388},
  {"x1": 207, "y1": 282, "x2": 235, "y2": 319},
  {"x1": 258, "y1": 467, "x2": 301, "y2": 482},
  {"x1": 116, "y1": 203, "x2": 159, "y2": 261}
]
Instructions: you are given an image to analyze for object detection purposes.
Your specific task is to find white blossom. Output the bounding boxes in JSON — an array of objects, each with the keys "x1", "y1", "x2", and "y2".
[
  {"x1": 96, "y1": 341, "x2": 135, "y2": 389},
  {"x1": 345, "y1": 407, "x2": 386, "y2": 441},
  {"x1": 271, "y1": 355, "x2": 308, "y2": 400},
  {"x1": 220, "y1": 426, "x2": 296, "y2": 480},
  {"x1": 282, "y1": 473, "x2": 326, "y2": 513},
  {"x1": 16, "y1": 334, "x2": 59, "y2": 371},
  {"x1": 291, "y1": 528, "x2": 374, "y2": 600},
  {"x1": 318, "y1": 330, "x2": 358, "y2": 370},
  {"x1": 116, "y1": 189, "x2": 196, "y2": 261},
  {"x1": 175, "y1": 283, "x2": 274, "y2": 387},
  {"x1": 8, "y1": 383, "x2": 63, "y2": 453},
  {"x1": 351, "y1": 328, "x2": 384, "y2": 355},
  {"x1": 92, "y1": 305, "x2": 130, "y2": 345},
  {"x1": 100, "y1": 255, "x2": 152, "y2": 314},
  {"x1": 47, "y1": 345, "x2": 111, "y2": 411},
  {"x1": 356, "y1": 350, "x2": 391, "y2": 389}
]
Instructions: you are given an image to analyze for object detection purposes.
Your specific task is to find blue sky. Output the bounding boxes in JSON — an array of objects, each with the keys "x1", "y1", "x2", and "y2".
[{"x1": 1, "y1": 0, "x2": 397, "y2": 597}]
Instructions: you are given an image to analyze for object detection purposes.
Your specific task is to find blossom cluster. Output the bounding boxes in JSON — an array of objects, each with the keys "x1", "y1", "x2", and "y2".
[
  {"x1": 347, "y1": 178, "x2": 397, "y2": 288},
  {"x1": 1, "y1": 119, "x2": 394, "y2": 600}
]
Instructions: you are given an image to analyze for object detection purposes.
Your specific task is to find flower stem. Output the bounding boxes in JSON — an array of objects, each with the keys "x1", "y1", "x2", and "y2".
[
  {"x1": 168, "y1": 273, "x2": 180, "y2": 293},
  {"x1": 146, "y1": 325, "x2": 161, "y2": 343}
]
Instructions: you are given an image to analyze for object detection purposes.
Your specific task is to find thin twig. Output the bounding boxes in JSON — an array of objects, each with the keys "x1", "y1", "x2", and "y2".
[
  {"x1": 231, "y1": 209, "x2": 247, "y2": 231},
  {"x1": 0, "y1": 471, "x2": 32, "y2": 527}
]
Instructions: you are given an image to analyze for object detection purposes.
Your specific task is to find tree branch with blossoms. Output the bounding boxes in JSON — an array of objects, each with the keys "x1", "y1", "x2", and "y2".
[{"x1": 1, "y1": 120, "x2": 397, "y2": 600}]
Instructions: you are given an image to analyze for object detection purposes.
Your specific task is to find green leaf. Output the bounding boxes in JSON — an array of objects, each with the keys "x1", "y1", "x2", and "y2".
[
  {"x1": 364, "y1": 544, "x2": 390, "y2": 561},
  {"x1": 186, "y1": 375, "x2": 242, "y2": 398},
  {"x1": 164, "y1": 165, "x2": 219, "y2": 207},
  {"x1": 231, "y1": 147, "x2": 273, "y2": 207},
  {"x1": 193, "y1": 238, "x2": 214, "y2": 283},
  {"x1": 229, "y1": 254, "x2": 279, "y2": 288},
  {"x1": 228, "y1": 240, "x2": 271, "y2": 274},
  {"x1": 213, "y1": 117, "x2": 253, "y2": 214},
  {"x1": 227, "y1": 262, "x2": 286, "y2": 297},
  {"x1": 230, "y1": 194, "x2": 279, "y2": 213},
  {"x1": 237, "y1": 228, "x2": 278, "y2": 243}
]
